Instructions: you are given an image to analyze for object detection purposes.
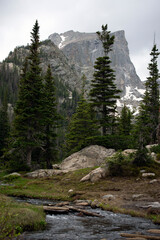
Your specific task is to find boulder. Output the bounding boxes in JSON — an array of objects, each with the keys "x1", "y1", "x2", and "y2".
[
  {"x1": 26, "y1": 169, "x2": 68, "y2": 178},
  {"x1": 132, "y1": 194, "x2": 144, "y2": 201},
  {"x1": 102, "y1": 194, "x2": 115, "y2": 201},
  {"x1": 80, "y1": 167, "x2": 108, "y2": 183},
  {"x1": 52, "y1": 164, "x2": 60, "y2": 169},
  {"x1": 146, "y1": 144, "x2": 158, "y2": 152},
  {"x1": 60, "y1": 145, "x2": 115, "y2": 171},
  {"x1": 142, "y1": 173, "x2": 155, "y2": 178},
  {"x1": 121, "y1": 149, "x2": 137, "y2": 156},
  {"x1": 3, "y1": 172, "x2": 21, "y2": 179}
]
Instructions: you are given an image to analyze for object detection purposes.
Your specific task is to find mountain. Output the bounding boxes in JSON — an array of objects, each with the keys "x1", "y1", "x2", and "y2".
[
  {"x1": 0, "y1": 30, "x2": 145, "y2": 114},
  {"x1": 0, "y1": 40, "x2": 81, "y2": 118},
  {"x1": 49, "y1": 30, "x2": 145, "y2": 112}
]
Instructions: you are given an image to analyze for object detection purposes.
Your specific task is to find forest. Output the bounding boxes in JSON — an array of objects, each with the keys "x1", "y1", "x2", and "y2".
[
  {"x1": 0, "y1": 20, "x2": 160, "y2": 240},
  {"x1": 0, "y1": 20, "x2": 160, "y2": 172}
]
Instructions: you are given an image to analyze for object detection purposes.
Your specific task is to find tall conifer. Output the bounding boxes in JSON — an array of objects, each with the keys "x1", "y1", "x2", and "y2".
[
  {"x1": 42, "y1": 65, "x2": 60, "y2": 168},
  {"x1": 118, "y1": 105, "x2": 132, "y2": 136},
  {"x1": 65, "y1": 75, "x2": 99, "y2": 155},
  {"x1": 12, "y1": 20, "x2": 44, "y2": 168},
  {"x1": 136, "y1": 44, "x2": 160, "y2": 146},
  {"x1": 90, "y1": 25, "x2": 121, "y2": 135},
  {"x1": 0, "y1": 102, "x2": 9, "y2": 157}
]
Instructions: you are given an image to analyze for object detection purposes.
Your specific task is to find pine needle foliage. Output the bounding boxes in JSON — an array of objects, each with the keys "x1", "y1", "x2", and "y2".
[
  {"x1": 135, "y1": 44, "x2": 160, "y2": 147},
  {"x1": 11, "y1": 21, "x2": 46, "y2": 168},
  {"x1": 90, "y1": 24, "x2": 121, "y2": 135},
  {"x1": 42, "y1": 65, "x2": 60, "y2": 168}
]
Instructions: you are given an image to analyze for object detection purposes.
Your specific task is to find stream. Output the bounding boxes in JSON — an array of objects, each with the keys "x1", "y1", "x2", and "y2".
[{"x1": 15, "y1": 197, "x2": 160, "y2": 240}]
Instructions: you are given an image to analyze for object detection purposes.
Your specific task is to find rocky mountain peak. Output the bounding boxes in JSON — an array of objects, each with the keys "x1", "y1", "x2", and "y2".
[{"x1": 49, "y1": 30, "x2": 145, "y2": 112}]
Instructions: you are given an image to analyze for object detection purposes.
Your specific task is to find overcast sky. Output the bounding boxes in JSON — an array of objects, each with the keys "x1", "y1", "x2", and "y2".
[{"x1": 0, "y1": 0, "x2": 160, "y2": 81}]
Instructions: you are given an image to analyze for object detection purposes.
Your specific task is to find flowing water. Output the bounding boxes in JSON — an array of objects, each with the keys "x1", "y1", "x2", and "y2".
[{"x1": 15, "y1": 198, "x2": 160, "y2": 240}]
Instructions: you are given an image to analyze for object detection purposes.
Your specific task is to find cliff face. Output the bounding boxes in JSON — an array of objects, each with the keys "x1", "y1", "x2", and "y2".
[
  {"x1": 1, "y1": 30, "x2": 145, "y2": 113},
  {"x1": 0, "y1": 40, "x2": 80, "y2": 112},
  {"x1": 49, "y1": 30, "x2": 145, "y2": 111}
]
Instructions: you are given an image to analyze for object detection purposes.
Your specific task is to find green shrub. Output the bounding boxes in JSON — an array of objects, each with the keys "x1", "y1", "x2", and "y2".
[
  {"x1": 133, "y1": 147, "x2": 152, "y2": 167},
  {"x1": 156, "y1": 153, "x2": 160, "y2": 161},
  {"x1": 0, "y1": 202, "x2": 17, "y2": 240},
  {"x1": 3, "y1": 174, "x2": 21, "y2": 182},
  {"x1": 150, "y1": 144, "x2": 160, "y2": 154},
  {"x1": 0, "y1": 195, "x2": 46, "y2": 239},
  {"x1": 107, "y1": 152, "x2": 138, "y2": 176},
  {"x1": 87, "y1": 135, "x2": 134, "y2": 150}
]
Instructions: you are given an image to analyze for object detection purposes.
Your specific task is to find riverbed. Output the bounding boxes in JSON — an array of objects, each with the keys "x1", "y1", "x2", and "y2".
[{"x1": 15, "y1": 197, "x2": 160, "y2": 240}]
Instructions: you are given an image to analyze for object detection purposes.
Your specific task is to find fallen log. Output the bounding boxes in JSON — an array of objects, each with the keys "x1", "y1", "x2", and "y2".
[
  {"x1": 68, "y1": 206, "x2": 103, "y2": 217},
  {"x1": 120, "y1": 233, "x2": 160, "y2": 239},
  {"x1": 43, "y1": 206, "x2": 69, "y2": 214},
  {"x1": 43, "y1": 205, "x2": 103, "y2": 217},
  {"x1": 126, "y1": 238, "x2": 146, "y2": 240},
  {"x1": 55, "y1": 201, "x2": 70, "y2": 207},
  {"x1": 147, "y1": 229, "x2": 160, "y2": 234},
  {"x1": 75, "y1": 202, "x2": 90, "y2": 206}
]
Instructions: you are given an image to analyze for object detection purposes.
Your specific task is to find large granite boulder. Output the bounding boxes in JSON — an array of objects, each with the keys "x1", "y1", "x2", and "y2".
[
  {"x1": 80, "y1": 167, "x2": 108, "y2": 183},
  {"x1": 60, "y1": 145, "x2": 115, "y2": 171}
]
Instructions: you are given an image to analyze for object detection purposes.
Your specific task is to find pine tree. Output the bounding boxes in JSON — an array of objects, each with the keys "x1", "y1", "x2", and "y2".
[
  {"x1": 90, "y1": 24, "x2": 121, "y2": 135},
  {"x1": 145, "y1": 44, "x2": 160, "y2": 143},
  {"x1": 12, "y1": 20, "x2": 44, "y2": 168},
  {"x1": 136, "y1": 44, "x2": 160, "y2": 146},
  {"x1": 118, "y1": 105, "x2": 132, "y2": 136},
  {"x1": 0, "y1": 104, "x2": 9, "y2": 157},
  {"x1": 42, "y1": 65, "x2": 60, "y2": 168},
  {"x1": 65, "y1": 75, "x2": 99, "y2": 155},
  {"x1": 133, "y1": 44, "x2": 160, "y2": 166}
]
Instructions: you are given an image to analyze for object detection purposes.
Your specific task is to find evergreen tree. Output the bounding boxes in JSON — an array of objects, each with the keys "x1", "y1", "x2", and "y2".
[
  {"x1": 65, "y1": 75, "x2": 99, "y2": 155},
  {"x1": 90, "y1": 24, "x2": 121, "y2": 135},
  {"x1": 12, "y1": 20, "x2": 44, "y2": 168},
  {"x1": 0, "y1": 104, "x2": 9, "y2": 157},
  {"x1": 42, "y1": 65, "x2": 60, "y2": 168},
  {"x1": 136, "y1": 44, "x2": 160, "y2": 146},
  {"x1": 118, "y1": 105, "x2": 132, "y2": 136}
]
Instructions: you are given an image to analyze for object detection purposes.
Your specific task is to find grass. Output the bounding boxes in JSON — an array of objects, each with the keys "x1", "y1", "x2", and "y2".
[
  {"x1": 0, "y1": 164, "x2": 160, "y2": 234},
  {"x1": 0, "y1": 194, "x2": 46, "y2": 239},
  {"x1": 0, "y1": 168, "x2": 97, "y2": 200},
  {"x1": 99, "y1": 202, "x2": 160, "y2": 224}
]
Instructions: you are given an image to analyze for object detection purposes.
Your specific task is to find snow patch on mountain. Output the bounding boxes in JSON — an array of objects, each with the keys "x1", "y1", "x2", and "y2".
[
  {"x1": 121, "y1": 86, "x2": 144, "y2": 102},
  {"x1": 135, "y1": 87, "x2": 145, "y2": 95},
  {"x1": 59, "y1": 35, "x2": 66, "y2": 49}
]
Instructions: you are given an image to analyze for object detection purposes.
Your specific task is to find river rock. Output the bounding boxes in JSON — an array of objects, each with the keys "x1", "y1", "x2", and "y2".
[
  {"x1": 91, "y1": 199, "x2": 101, "y2": 208},
  {"x1": 74, "y1": 200, "x2": 92, "y2": 206},
  {"x1": 102, "y1": 194, "x2": 115, "y2": 201},
  {"x1": 145, "y1": 202, "x2": 160, "y2": 215},
  {"x1": 80, "y1": 167, "x2": 108, "y2": 183},
  {"x1": 60, "y1": 145, "x2": 115, "y2": 171}
]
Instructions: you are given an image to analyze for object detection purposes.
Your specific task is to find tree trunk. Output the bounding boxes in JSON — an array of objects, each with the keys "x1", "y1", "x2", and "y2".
[
  {"x1": 102, "y1": 104, "x2": 106, "y2": 136},
  {"x1": 26, "y1": 148, "x2": 32, "y2": 168}
]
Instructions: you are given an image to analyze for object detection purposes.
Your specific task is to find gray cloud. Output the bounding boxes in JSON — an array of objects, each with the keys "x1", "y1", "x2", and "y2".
[{"x1": 0, "y1": 0, "x2": 160, "y2": 80}]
